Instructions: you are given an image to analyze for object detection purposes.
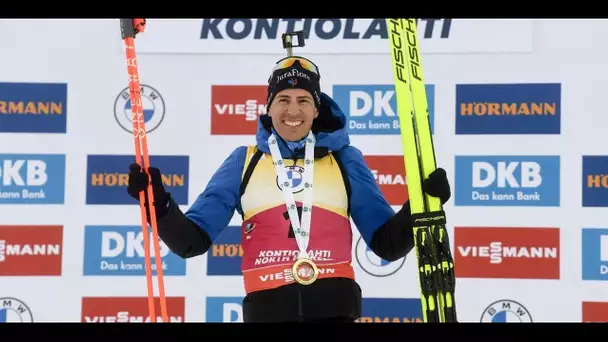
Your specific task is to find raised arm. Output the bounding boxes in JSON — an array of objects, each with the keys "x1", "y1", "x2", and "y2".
[
  {"x1": 127, "y1": 146, "x2": 247, "y2": 259},
  {"x1": 336, "y1": 146, "x2": 415, "y2": 262}
]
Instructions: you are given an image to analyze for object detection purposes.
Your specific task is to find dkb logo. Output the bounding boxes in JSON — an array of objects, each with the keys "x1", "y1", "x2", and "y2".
[
  {"x1": 83, "y1": 225, "x2": 186, "y2": 276},
  {"x1": 582, "y1": 228, "x2": 608, "y2": 281},
  {"x1": 0, "y1": 154, "x2": 65, "y2": 204},
  {"x1": 332, "y1": 84, "x2": 434, "y2": 135},
  {"x1": 454, "y1": 156, "x2": 560, "y2": 207}
]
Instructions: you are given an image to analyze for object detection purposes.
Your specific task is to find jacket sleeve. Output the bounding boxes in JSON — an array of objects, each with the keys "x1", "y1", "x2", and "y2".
[
  {"x1": 156, "y1": 146, "x2": 247, "y2": 258},
  {"x1": 336, "y1": 146, "x2": 415, "y2": 262},
  {"x1": 185, "y1": 146, "x2": 247, "y2": 242}
]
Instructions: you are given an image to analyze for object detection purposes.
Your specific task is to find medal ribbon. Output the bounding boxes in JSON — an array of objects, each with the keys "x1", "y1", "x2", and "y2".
[{"x1": 268, "y1": 131, "x2": 315, "y2": 260}]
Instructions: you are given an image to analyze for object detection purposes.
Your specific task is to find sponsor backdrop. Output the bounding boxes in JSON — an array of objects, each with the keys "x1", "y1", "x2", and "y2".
[{"x1": 0, "y1": 18, "x2": 605, "y2": 323}]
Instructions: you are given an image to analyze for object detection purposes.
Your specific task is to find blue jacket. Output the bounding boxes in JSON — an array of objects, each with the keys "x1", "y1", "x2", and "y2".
[{"x1": 185, "y1": 93, "x2": 396, "y2": 247}]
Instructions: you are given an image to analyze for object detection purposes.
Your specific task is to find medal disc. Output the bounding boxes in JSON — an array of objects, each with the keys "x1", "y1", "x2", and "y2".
[{"x1": 292, "y1": 258, "x2": 319, "y2": 285}]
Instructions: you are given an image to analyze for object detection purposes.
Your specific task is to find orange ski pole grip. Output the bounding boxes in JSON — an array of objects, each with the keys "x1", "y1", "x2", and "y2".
[{"x1": 119, "y1": 18, "x2": 169, "y2": 323}]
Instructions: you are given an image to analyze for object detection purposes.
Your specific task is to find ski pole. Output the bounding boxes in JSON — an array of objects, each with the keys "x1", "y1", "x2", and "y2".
[{"x1": 119, "y1": 18, "x2": 169, "y2": 323}]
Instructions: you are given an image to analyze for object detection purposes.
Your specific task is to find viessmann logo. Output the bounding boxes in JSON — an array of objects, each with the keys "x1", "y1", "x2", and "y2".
[
  {"x1": 454, "y1": 227, "x2": 560, "y2": 279},
  {"x1": 210, "y1": 85, "x2": 267, "y2": 135},
  {"x1": 0, "y1": 225, "x2": 63, "y2": 276},
  {"x1": 81, "y1": 297, "x2": 185, "y2": 323},
  {"x1": 582, "y1": 301, "x2": 608, "y2": 322},
  {"x1": 363, "y1": 155, "x2": 407, "y2": 205}
]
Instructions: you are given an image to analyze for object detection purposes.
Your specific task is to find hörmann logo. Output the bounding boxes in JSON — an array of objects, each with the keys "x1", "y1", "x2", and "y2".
[
  {"x1": 0, "y1": 82, "x2": 67, "y2": 133},
  {"x1": 85, "y1": 155, "x2": 189, "y2": 205},
  {"x1": 357, "y1": 298, "x2": 423, "y2": 323},
  {"x1": 455, "y1": 83, "x2": 561, "y2": 135},
  {"x1": 206, "y1": 296, "x2": 424, "y2": 323},
  {"x1": 207, "y1": 225, "x2": 243, "y2": 276},
  {"x1": 582, "y1": 156, "x2": 608, "y2": 207},
  {"x1": 454, "y1": 227, "x2": 560, "y2": 279}
]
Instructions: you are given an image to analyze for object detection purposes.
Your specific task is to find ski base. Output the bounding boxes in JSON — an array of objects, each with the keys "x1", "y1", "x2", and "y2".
[{"x1": 386, "y1": 18, "x2": 458, "y2": 323}]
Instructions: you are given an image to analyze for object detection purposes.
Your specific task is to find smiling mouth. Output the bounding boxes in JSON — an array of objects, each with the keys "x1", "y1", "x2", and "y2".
[{"x1": 283, "y1": 120, "x2": 303, "y2": 127}]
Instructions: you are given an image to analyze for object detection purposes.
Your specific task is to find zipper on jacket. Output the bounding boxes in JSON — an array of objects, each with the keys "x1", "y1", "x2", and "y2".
[
  {"x1": 298, "y1": 288, "x2": 304, "y2": 322},
  {"x1": 291, "y1": 149, "x2": 299, "y2": 164}
]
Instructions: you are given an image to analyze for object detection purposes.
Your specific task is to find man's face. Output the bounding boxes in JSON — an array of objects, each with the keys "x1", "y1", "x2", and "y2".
[{"x1": 268, "y1": 88, "x2": 318, "y2": 142}]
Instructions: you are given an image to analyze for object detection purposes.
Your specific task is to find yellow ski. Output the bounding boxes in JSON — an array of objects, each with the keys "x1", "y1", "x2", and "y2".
[{"x1": 386, "y1": 18, "x2": 457, "y2": 323}]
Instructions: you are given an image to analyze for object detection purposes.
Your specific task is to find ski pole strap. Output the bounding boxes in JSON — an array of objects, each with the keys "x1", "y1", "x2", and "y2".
[
  {"x1": 411, "y1": 210, "x2": 447, "y2": 227},
  {"x1": 120, "y1": 19, "x2": 147, "y2": 39}
]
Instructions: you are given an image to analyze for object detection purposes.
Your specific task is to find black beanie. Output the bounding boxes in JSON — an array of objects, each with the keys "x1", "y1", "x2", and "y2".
[{"x1": 267, "y1": 59, "x2": 322, "y2": 109}]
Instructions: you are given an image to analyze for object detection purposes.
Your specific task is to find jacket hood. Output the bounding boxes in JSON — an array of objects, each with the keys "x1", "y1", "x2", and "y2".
[{"x1": 255, "y1": 92, "x2": 350, "y2": 158}]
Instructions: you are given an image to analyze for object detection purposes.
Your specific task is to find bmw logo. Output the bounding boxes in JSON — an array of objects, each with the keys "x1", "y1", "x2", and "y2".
[
  {"x1": 114, "y1": 84, "x2": 166, "y2": 134},
  {"x1": 276, "y1": 165, "x2": 305, "y2": 194},
  {"x1": 355, "y1": 236, "x2": 406, "y2": 277},
  {"x1": 0, "y1": 297, "x2": 33, "y2": 323},
  {"x1": 480, "y1": 299, "x2": 533, "y2": 323}
]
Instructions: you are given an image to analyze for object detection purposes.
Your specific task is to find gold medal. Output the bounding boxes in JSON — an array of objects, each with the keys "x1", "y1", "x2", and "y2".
[{"x1": 292, "y1": 258, "x2": 319, "y2": 285}]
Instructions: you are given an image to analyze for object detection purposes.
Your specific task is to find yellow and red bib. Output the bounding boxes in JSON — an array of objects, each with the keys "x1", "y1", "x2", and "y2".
[{"x1": 239, "y1": 146, "x2": 355, "y2": 294}]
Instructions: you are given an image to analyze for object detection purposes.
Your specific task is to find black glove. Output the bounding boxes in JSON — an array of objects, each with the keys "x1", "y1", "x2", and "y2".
[
  {"x1": 127, "y1": 162, "x2": 172, "y2": 220},
  {"x1": 422, "y1": 167, "x2": 451, "y2": 204}
]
